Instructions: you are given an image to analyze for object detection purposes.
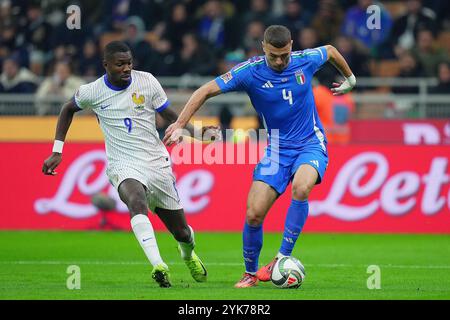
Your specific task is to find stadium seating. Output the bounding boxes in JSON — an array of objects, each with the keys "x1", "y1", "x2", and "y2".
[{"x1": 99, "y1": 32, "x2": 124, "y2": 52}]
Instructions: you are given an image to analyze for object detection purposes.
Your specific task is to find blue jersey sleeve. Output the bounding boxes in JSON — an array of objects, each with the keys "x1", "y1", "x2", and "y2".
[
  {"x1": 304, "y1": 46, "x2": 328, "y2": 73},
  {"x1": 214, "y1": 61, "x2": 253, "y2": 93}
]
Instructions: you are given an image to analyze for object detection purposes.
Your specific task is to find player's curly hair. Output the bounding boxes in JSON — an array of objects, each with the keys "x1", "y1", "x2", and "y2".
[{"x1": 264, "y1": 25, "x2": 291, "y2": 48}]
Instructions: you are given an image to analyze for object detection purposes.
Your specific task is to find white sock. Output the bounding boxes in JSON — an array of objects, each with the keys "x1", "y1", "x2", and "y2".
[
  {"x1": 276, "y1": 252, "x2": 288, "y2": 259},
  {"x1": 131, "y1": 214, "x2": 164, "y2": 266},
  {"x1": 179, "y1": 225, "x2": 195, "y2": 260}
]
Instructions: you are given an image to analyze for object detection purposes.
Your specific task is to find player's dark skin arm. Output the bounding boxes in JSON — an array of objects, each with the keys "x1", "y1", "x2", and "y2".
[
  {"x1": 159, "y1": 108, "x2": 197, "y2": 135},
  {"x1": 42, "y1": 51, "x2": 129, "y2": 176},
  {"x1": 159, "y1": 105, "x2": 219, "y2": 142},
  {"x1": 163, "y1": 80, "x2": 221, "y2": 145},
  {"x1": 42, "y1": 99, "x2": 80, "y2": 175}
]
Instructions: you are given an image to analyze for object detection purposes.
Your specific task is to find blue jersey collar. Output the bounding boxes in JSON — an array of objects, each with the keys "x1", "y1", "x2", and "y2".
[{"x1": 103, "y1": 74, "x2": 132, "y2": 91}]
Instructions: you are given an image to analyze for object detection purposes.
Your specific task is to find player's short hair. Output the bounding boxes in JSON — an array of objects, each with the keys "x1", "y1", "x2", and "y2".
[
  {"x1": 103, "y1": 41, "x2": 131, "y2": 60},
  {"x1": 264, "y1": 25, "x2": 291, "y2": 48}
]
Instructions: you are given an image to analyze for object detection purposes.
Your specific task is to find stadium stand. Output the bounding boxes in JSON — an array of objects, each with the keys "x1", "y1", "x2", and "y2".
[{"x1": 0, "y1": 0, "x2": 448, "y2": 124}]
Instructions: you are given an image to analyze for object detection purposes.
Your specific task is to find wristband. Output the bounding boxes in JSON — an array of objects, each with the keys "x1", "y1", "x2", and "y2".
[
  {"x1": 52, "y1": 140, "x2": 64, "y2": 153},
  {"x1": 347, "y1": 74, "x2": 356, "y2": 87}
]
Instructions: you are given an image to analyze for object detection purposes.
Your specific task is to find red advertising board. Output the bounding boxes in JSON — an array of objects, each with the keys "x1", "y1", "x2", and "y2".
[
  {"x1": 350, "y1": 119, "x2": 450, "y2": 145},
  {"x1": 0, "y1": 142, "x2": 449, "y2": 233}
]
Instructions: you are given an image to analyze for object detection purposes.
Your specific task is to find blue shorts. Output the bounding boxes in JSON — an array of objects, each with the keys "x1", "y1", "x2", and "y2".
[{"x1": 253, "y1": 144, "x2": 328, "y2": 195}]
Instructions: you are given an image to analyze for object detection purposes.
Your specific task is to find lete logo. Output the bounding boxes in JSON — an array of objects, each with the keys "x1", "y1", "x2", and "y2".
[
  {"x1": 310, "y1": 152, "x2": 449, "y2": 221},
  {"x1": 34, "y1": 150, "x2": 214, "y2": 219},
  {"x1": 403, "y1": 122, "x2": 450, "y2": 145}
]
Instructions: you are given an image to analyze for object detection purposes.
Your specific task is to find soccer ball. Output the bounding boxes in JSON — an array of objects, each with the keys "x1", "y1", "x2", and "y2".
[{"x1": 270, "y1": 256, "x2": 306, "y2": 289}]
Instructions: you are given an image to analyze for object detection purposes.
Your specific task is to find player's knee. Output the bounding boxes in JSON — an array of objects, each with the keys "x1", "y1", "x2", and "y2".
[
  {"x1": 292, "y1": 183, "x2": 312, "y2": 201},
  {"x1": 127, "y1": 197, "x2": 148, "y2": 216},
  {"x1": 172, "y1": 226, "x2": 191, "y2": 242},
  {"x1": 246, "y1": 207, "x2": 265, "y2": 226}
]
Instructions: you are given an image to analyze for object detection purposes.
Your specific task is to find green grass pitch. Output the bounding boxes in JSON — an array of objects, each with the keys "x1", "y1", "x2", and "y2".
[{"x1": 0, "y1": 231, "x2": 449, "y2": 300}]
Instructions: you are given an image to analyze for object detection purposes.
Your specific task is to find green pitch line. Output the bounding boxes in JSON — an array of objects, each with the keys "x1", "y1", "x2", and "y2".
[{"x1": 0, "y1": 231, "x2": 449, "y2": 300}]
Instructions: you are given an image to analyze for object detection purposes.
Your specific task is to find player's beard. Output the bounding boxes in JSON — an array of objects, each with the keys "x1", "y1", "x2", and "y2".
[
  {"x1": 271, "y1": 64, "x2": 285, "y2": 72},
  {"x1": 121, "y1": 73, "x2": 131, "y2": 80}
]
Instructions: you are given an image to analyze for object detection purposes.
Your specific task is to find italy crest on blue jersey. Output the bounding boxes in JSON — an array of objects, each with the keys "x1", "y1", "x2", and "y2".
[
  {"x1": 215, "y1": 46, "x2": 329, "y2": 152},
  {"x1": 215, "y1": 46, "x2": 330, "y2": 192},
  {"x1": 295, "y1": 68, "x2": 305, "y2": 85}
]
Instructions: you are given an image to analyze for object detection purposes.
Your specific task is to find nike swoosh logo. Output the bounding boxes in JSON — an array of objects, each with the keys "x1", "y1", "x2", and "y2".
[
  {"x1": 100, "y1": 104, "x2": 111, "y2": 110},
  {"x1": 142, "y1": 237, "x2": 153, "y2": 242},
  {"x1": 200, "y1": 261, "x2": 208, "y2": 276}
]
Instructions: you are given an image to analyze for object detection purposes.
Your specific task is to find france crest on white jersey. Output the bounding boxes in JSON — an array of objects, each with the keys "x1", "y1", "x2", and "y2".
[{"x1": 73, "y1": 70, "x2": 170, "y2": 171}]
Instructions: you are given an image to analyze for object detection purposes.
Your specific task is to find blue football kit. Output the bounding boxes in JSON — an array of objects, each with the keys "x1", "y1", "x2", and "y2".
[
  {"x1": 215, "y1": 46, "x2": 329, "y2": 195},
  {"x1": 215, "y1": 47, "x2": 334, "y2": 276},
  {"x1": 215, "y1": 46, "x2": 331, "y2": 275}
]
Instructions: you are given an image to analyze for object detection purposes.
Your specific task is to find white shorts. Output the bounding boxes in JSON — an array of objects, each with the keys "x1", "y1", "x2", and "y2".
[{"x1": 106, "y1": 161, "x2": 182, "y2": 212}]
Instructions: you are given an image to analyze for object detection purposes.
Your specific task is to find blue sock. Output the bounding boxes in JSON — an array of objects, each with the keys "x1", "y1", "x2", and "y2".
[
  {"x1": 243, "y1": 222, "x2": 263, "y2": 273},
  {"x1": 279, "y1": 199, "x2": 309, "y2": 256}
]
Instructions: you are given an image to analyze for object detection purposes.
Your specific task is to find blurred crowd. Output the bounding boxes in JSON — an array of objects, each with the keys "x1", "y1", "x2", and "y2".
[{"x1": 0, "y1": 0, "x2": 449, "y2": 99}]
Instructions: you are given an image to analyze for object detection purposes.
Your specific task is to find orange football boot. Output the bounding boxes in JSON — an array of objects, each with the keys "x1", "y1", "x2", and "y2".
[
  {"x1": 234, "y1": 273, "x2": 258, "y2": 288},
  {"x1": 256, "y1": 257, "x2": 278, "y2": 282}
]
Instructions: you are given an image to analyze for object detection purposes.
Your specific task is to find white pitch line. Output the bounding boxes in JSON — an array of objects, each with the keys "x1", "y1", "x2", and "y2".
[{"x1": 0, "y1": 261, "x2": 449, "y2": 269}]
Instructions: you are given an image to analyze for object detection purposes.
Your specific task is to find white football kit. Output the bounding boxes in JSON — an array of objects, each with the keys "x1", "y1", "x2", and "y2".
[{"x1": 74, "y1": 70, "x2": 182, "y2": 212}]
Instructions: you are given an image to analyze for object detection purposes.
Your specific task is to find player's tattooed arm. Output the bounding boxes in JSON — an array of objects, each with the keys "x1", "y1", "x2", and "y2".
[
  {"x1": 163, "y1": 80, "x2": 222, "y2": 146},
  {"x1": 325, "y1": 45, "x2": 356, "y2": 95},
  {"x1": 42, "y1": 99, "x2": 80, "y2": 175}
]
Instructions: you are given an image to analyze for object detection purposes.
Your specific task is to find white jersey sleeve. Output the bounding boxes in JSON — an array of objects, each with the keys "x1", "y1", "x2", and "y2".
[
  {"x1": 74, "y1": 83, "x2": 95, "y2": 110},
  {"x1": 148, "y1": 73, "x2": 170, "y2": 113}
]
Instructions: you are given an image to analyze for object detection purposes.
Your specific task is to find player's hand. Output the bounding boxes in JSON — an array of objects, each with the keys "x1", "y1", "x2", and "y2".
[
  {"x1": 163, "y1": 122, "x2": 184, "y2": 146},
  {"x1": 42, "y1": 153, "x2": 62, "y2": 175},
  {"x1": 201, "y1": 126, "x2": 222, "y2": 142},
  {"x1": 330, "y1": 74, "x2": 356, "y2": 96}
]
